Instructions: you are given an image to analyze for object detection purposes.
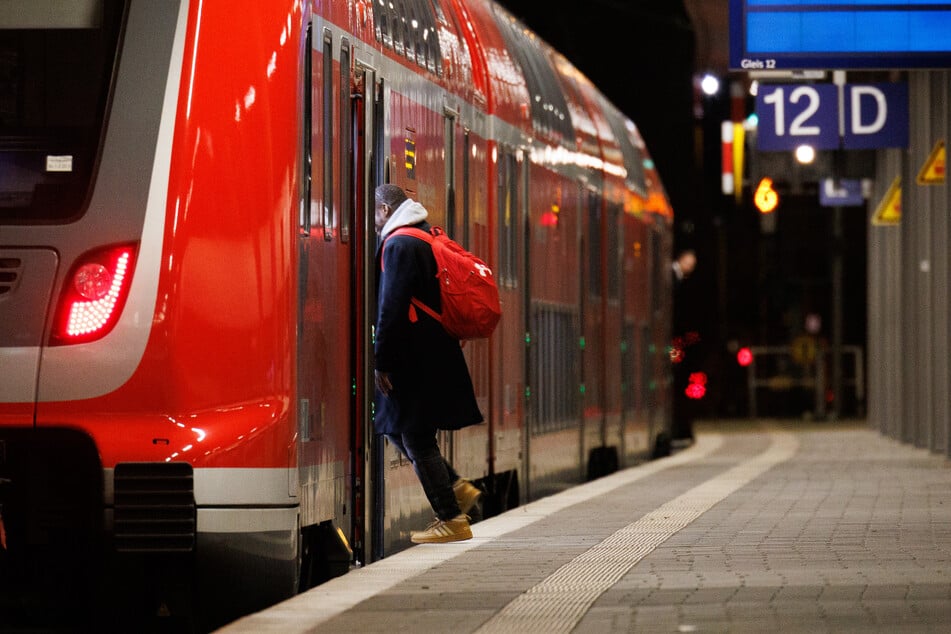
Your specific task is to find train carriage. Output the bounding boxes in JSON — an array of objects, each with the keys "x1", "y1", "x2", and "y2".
[{"x1": 0, "y1": 0, "x2": 674, "y2": 630}]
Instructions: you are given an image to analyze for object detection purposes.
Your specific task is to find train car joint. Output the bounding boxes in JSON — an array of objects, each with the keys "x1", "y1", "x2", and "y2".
[
  {"x1": 299, "y1": 521, "x2": 353, "y2": 591},
  {"x1": 477, "y1": 471, "x2": 518, "y2": 518},
  {"x1": 586, "y1": 446, "x2": 619, "y2": 480}
]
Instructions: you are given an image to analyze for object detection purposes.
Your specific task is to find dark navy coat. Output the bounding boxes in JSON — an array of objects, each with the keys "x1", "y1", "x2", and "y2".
[{"x1": 374, "y1": 221, "x2": 484, "y2": 435}]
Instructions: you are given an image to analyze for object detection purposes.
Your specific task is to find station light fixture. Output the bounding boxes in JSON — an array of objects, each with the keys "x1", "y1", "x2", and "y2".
[
  {"x1": 753, "y1": 177, "x2": 779, "y2": 214},
  {"x1": 795, "y1": 144, "x2": 816, "y2": 164},
  {"x1": 700, "y1": 72, "x2": 720, "y2": 96}
]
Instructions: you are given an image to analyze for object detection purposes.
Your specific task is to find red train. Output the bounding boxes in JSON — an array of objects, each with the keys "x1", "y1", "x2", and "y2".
[{"x1": 0, "y1": 0, "x2": 674, "y2": 629}]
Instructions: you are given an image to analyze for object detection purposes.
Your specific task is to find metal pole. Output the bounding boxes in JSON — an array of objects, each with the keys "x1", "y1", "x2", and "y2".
[
  {"x1": 832, "y1": 205, "x2": 843, "y2": 420},
  {"x1": 831, "y1": 70, "x2": 846, "y2": 421},
  {"x1": 748, "y1": 355, "x2": 757, "y2": 419}
]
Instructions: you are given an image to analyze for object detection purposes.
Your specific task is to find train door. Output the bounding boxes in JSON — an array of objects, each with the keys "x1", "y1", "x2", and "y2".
[
  {"x1": 495, "y1": 148, "x2": 529, "y2": 502},
  {"x1": 296, "y1": 28, "x2": 375, "y2": 589},
  {"x1": 595, "y1": 201, "x2": 623, "y2": 476},
  {"x1": 436, "y1": 108, "x2": 458, "y2": 471},
  {"x1": 368, "y1": 74, "x2": 387, "y2": 562},
  {"x1": 348, "y1": 55, "x2": 378, "y2": 572},
  {"x1": 581, "y1": 188, "x2": 607, "y2": 478}
]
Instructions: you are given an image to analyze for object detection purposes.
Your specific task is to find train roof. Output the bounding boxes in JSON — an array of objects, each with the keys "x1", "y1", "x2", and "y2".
[{"x1": 351, "y1": 0, "x2": 673, "y2": 219}]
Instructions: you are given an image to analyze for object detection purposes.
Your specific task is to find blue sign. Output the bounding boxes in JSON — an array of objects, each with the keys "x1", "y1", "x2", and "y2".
[
  {"x1": 756, "y1": 82, "x2": 908, "y2": 151},
  {"x1": 756, "y1": 83, "x2": 839, "y2": 151},
  {"x1": 730, "y1": 0, "x2": 951, "y2": 70},
  {"x1": 819, "y1": 179, "x2": 864, "y2": 207},
  {"x1": 842, "y1": 83, "x2": 909, "y2": 150}
]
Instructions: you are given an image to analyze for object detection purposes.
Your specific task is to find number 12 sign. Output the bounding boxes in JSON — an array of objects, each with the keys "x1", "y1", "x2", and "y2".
[{"x1": 756, "y1": 83, "x2": 908, "y2": 152}]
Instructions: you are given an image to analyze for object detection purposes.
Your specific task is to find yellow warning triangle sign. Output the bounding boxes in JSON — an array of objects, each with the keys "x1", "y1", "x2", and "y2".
[
  {"x1": 872, "y1": 176, "x2": 901, "y2": 226},
  {"x1": 916, "y1": 140, "x2": 945, "y2": 185}
]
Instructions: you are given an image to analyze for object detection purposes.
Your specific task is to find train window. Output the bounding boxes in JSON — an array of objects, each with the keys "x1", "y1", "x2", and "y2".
[
  {"x1": 301, "y1": 23, "x2": 313, "y2": 232},
  {"x1": 429, "y1": 0, "x2": 447, "y2": 23},
  {"x1": 374, "y1": 0, "x2": 392, "y2": 48},
  {"x1": 0, "y1": 0, "x2": 128, "y2": 223},
  {"x1": 405, "y1": 0, "x2": 423, "y2": 65},
  {"x1": 339, "y1": 39, "x2": 351, "y2": 243},
  {"x1": 417, "y1": 0, "x2": 442, "y2": 74},
  {"x1": 607, "y1": 204, "x2": 621, "y2": 301},
  {"x1": 497, "y1": 150, "x2": 519, "y2": 287},
  {"x1": 390, "y1": 0, "x2": 405, "y2": 58},
  {"x1": 601, "y1": 101, "x2": 647, "y2": 196},
  {"x1": 650, "y1": 230, "x2": 663, "y2": 314},
  {"x1": 587, "y1": 192, "x2": 602, "y2": 298},
  {"x1": 621, "y1": 321, "x2": 636, "y2": 413},
  {"x1": 395, "y1": 0, "x2": 415, "y2": 63},
  {"x1": 491, "y1": 6, "x2": 574, "y2": 142},
  {"x1": 530, "y1": 304, "x2": 580, "y2": 434},
  {"x1": 375, "y1": 0, "x2": 443, "y2": 75},
  {"x1": 322, "y1": 30, "x2": 333, "y2": 240}
]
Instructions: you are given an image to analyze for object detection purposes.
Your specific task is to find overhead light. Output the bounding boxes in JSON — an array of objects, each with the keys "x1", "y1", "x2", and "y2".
[
  {"x1": 700, "y1": 73, "x2": 720, "y2": 96},
  {"x1": 795, "y1": 144, "x2": 816, "y2": 164}
]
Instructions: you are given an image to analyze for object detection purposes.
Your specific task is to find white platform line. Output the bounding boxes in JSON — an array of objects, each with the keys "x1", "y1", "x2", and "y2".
[
  {"x1": 473, "y1": 430, "x2": 799, "y2": 634},
  {"x1": 215, "y1": 434, "x2": 725, "y2": 633}
]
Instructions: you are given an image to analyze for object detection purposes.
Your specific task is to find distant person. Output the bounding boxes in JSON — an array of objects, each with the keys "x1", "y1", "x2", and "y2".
[
  {"x1": 373, "y1": 183, "x2": 483, "y2": 544},
  {"x1": 672, "y1": 249, "x2": 696, "y2": 286},
  {"x1": 671, "y1": 248, "x2": 698, "y2": 442}
]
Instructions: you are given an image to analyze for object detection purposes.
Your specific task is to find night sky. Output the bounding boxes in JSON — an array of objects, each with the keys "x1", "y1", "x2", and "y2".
[{"x1": 495, "y1": 0, "x2": 700, "y2": 236}]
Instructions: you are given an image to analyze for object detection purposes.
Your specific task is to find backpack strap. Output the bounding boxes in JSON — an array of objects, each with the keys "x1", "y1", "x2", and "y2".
[{"x1": 381, "y1": 227, "x2": 442, "y2": 324}]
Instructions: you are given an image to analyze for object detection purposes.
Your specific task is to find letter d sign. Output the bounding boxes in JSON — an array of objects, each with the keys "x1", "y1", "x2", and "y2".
[{"x1": 843, "y1": 83, "x2": 908, "y2": 150}]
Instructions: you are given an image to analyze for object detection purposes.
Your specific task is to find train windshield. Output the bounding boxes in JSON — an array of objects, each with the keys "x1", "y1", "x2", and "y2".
[{"x1": 0, "y1": 0, "x2": 126, "y2": 224}]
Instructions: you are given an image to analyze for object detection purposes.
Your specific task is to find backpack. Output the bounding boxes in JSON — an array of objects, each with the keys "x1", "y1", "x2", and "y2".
[{"x1": 383, "y1": 226, "x2": 501, "y2": 340}]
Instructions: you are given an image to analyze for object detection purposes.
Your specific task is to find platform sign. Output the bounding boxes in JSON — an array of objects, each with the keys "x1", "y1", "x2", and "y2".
[
  {"x1": 756, "y1": 83, "x2": 908, "y2": 151},
  {"x1": 730, "y1": 0, "x2": 951, "y2": 70},
  {"x1": 820, "y1": 179, "x2": 864, "y2": 207},
  {"x1": 916, "y1": 140, "x2": 946, "y2": 185},
  {"x1": 756, "y1": 83, "x2": 839, "y2": 150},
  {"x1": 843, "y1": 83, "x2": 909, "y2": 150},
  {"x1": 872, "y1": 176, "x2": 901, "y2": 226}
]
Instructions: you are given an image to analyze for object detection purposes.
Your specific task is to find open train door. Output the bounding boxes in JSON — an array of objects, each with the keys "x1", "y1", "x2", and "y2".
[
  {"x1": 366, "y1": 71, "x2": 387, "y2": 563},
  {"x1": 350, "y1": 57, "x2": 380, "y2": 567},
  {"x1": 295, "y1": 30, "x2": 378, "y2": 589}
]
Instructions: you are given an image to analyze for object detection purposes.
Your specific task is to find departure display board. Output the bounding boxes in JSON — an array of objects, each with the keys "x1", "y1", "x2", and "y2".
[{"x1": 730, "y1": 1, "x2": 951, "y2": 70}]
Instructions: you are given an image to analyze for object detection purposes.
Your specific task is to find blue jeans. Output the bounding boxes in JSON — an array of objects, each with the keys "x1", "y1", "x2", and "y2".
[{"x1": 386, "y1": 431, "x2": 461, "y2": 521}]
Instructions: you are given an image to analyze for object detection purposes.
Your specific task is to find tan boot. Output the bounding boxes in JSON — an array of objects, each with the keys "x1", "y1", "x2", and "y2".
[
  {"x1": 453, "y1": 479, "x2": 482, "y2": 515},
  {"x1": 410, "y1": 514, "x2": 472, "y2": 544}
]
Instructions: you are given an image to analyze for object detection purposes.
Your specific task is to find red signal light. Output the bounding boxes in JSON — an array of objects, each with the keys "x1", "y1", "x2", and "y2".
[
  {"x1": 51, "y1": 244, "x2": 137, "y2": 345},
  {"x1": 685, "y1": 371, "x2": 708, "y2": 400},
  {"x1": 685, "y1": 382, "x2": 706, "y2": 399},
  {"x1": 737, "y1": 347, "x2": 753, "y2": 367}
]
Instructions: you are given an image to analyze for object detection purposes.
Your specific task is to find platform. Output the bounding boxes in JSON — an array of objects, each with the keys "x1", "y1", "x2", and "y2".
[{"x1": 217, "y1": 419, "x2": 951, "y2": 633}]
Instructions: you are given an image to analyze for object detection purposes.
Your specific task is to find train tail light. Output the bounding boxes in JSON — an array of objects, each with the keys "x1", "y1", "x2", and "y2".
[{"x1": 50, "y1": 244, "x2": 137, "y2": 345}]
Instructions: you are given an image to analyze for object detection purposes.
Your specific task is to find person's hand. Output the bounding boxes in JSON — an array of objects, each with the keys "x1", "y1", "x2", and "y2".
[{"x1": 375, "y1": 370, "x2": 393, "y2": 396}]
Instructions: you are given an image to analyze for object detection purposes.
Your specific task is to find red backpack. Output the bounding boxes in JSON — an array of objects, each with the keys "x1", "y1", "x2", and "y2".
[{"x1": 383, "y1": 226, "x2": 501, "y2": 340}]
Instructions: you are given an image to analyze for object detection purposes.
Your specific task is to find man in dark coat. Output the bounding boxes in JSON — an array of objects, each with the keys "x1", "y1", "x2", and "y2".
[
  {"x1": 671, "y1": 249, "x2": 698, "y2": 443},
  {"x1": 374, "y1": 183, "x2": 483, "y2": 543}
]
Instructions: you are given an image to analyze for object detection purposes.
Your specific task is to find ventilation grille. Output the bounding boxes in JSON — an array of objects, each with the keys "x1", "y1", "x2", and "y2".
[
  {"x1": 0, "y1": 257, "x2": 23, "y2": 296},
  {"x1": 113, "y1": 462, "x2": 196, "y2": 552}
]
